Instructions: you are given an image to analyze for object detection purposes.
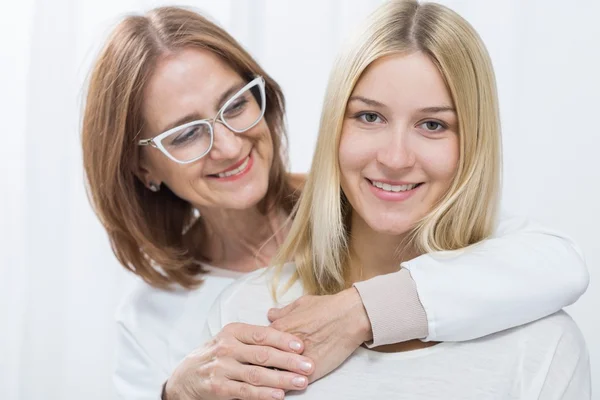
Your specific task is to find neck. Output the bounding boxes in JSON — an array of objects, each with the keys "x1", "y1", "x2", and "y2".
[
  {"x1": 348, "y1": 212, "x2": 436, "y2": 354},
  {"x1": 196, "y1": 203, "x2": 290, "y2": 272},
  {"x1": 347, "y1": 212, "x2": 418, "y2": 284}
]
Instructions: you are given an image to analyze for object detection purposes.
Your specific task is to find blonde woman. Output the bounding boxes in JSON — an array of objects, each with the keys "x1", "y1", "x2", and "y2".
[
  {"x1": 82, "y1": 6, "x2": 588, "y2": 400},
  {"x1": 200, "y1": 1, "x2": 590, "y2": 398}
]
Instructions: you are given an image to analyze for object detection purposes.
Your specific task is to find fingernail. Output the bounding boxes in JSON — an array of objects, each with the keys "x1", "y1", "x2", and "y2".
[
  {"x1": 292, "y1": 376, "x2": 307, "y2": 387},
  {"x1": 271, "y1": 390, "x2": 284, "y2": 399},
  {"x1": 299, "y1": 361, "x2": 312, "y2": 372},
  {"x1": 289, "y1": 341, "x2": 302, "y2": 351}
]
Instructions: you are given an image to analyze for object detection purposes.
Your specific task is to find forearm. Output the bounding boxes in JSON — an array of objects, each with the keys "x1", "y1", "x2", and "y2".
[{"x1": 354, "y1": 214, "x2": 589, "y2": 344}]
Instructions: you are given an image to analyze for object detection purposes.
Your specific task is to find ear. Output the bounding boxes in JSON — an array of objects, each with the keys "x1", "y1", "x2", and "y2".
[{"x1": 134, "y1": 151, "x2": 160, "y2": 189}]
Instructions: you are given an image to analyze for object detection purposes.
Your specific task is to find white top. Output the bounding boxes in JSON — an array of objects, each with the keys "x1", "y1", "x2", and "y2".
[
  {"x1": 113, "y1": 214, "x2": 589, "y2": 399},
  {"x1": 114, "y1": 265, "x2": 243, "y2": 399},
  {"x1": 203, "y1": 264, "x2": 591, "y2": 400}
]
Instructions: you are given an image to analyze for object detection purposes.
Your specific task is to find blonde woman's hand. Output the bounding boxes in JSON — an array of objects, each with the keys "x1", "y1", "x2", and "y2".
[
  {"x1": 164, "y1": 323, "x2": 314, "y2": 400},
  {"x1": 267, "y1": 287, "x2": 372, "y2": 383}
]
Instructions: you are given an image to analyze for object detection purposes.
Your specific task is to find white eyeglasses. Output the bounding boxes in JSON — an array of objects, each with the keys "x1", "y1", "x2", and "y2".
[{"x1": 138, "y1": 76, "x2": 266, "y2": 164}]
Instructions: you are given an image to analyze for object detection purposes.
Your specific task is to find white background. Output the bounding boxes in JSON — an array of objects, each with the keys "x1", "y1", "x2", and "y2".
[{"x1": 1, "y1": 0, "x2": 598, "y2": 398}]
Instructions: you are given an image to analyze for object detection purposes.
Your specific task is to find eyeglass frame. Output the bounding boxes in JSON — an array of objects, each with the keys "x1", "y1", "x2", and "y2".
[{"x1": 137, "y1": 76, "x2": 266, "y2": 164}]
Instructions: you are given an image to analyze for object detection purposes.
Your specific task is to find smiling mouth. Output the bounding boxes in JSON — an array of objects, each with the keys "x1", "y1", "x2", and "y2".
[
  {"x1": 208, "y1": 153, "x2": 252, "y2": 179},
  {"x1": 216, "y1": 156, "x2": 250, "y2": 178},
  {"x1": 367, "y1": 179, "x2": 424, "y2": 192}
]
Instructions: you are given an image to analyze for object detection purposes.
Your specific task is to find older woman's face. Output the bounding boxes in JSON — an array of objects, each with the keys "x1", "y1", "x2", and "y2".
[
  {"x1": 339, "y1": 52, "x2": 459, "y2": 235},
  {"x1": 138, "y1": 48, "x2": 273, "y2": 211}
]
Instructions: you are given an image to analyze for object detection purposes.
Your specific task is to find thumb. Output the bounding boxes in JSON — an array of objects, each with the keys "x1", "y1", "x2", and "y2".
[{"x1": 267, "y1": 301, "x2": 296, "y2": 322}]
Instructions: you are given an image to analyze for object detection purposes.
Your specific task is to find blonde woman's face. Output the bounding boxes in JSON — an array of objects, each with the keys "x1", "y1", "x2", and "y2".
[
  {"x1": 339, "y1": 52, "x2": 459, "y2": 235},
  {"x1": 138, "y1": 48, "x2": 273, "y2": 211}
]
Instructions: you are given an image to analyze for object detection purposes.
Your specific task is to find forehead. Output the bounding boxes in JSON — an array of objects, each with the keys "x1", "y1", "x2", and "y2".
[
  {"x1": 142, "y1": 48, "x2": 242, "y2": 134},
  {"x1": 351, "y1": 52, "x2": 453, "y2": 109}
]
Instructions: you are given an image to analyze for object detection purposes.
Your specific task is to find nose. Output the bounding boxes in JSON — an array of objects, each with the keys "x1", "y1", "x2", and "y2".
[
  {"x1": 376, "y1": 125, "x2": 415, "y2": 171},
  {"x1": 208, "y1": 121, "x2": 244, "y2": 161}
]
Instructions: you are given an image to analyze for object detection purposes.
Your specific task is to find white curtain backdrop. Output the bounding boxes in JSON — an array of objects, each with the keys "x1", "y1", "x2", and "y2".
[{"x1": 1, "y1": 0, "x2": 598, "y2": 398}]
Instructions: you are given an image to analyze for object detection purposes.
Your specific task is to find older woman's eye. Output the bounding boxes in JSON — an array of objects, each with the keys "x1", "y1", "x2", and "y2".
[
  {"x1": 358, "y1": 112, "x2": 382, "y2": 123},
  {"x1": 419, "y1": 121, "x2": 446, "y2": 132}
]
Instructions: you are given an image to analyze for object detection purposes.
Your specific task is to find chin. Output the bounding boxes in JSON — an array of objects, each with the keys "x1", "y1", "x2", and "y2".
[
  {"x1": 231, "y1": 181, "x2": 270, "y2": 210},
  {"x1": 364, "y1": 212, "x2": 417, "y2": 236}
]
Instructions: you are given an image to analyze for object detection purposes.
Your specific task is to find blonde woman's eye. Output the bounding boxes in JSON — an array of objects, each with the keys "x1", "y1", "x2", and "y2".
[
  {"x1": 358, "y1": 112, "x2": 382, "y2": 123},
  {"x1": 420, "y1": 121, "x2": 445, "y2": 132}
]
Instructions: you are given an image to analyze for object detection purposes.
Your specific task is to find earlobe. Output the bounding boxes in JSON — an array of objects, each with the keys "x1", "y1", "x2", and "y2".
[{"x1": 135, "y1": 156, "x2": 161, "y2": 191}]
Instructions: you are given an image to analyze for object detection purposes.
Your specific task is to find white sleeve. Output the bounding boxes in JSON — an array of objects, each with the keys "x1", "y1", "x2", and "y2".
[
  {"x1": 113, "y1": 321, "x2": 170, "y2": 400},
  {"x1": 402, "y1": 213, "x2": 589, "y2": 342}
]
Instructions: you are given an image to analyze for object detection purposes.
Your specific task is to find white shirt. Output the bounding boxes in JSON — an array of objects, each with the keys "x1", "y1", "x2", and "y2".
[
  {"x1": 113, "y1": 214, "x2": 588, "y2": 399},
  {"x1": 114, "y1": 265, "x2": 243, "y2": 399},
  {"x1": 203, "y1": 264, "x2": 591, "y2": 400}
]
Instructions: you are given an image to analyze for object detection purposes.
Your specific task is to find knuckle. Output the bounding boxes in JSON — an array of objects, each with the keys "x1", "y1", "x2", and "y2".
[
  {"x1": 209, "y1": 380, "x2": 225, "y2": 397},
  {"x1": 277, "y1": 373, "x2": 288, "y2": 388},
  {"x1": 245, "y1": 366, "x2": 262, "y2": 385},
  {"x1": 214, "y1": 340, "x2": 232, "y2": 358},
  {"x1": 252, "y1": 328, "x2": 267, "y2": 344},
  {"x1": 286, "y1": 355, "x2": 297, "y2": 371},
  {"x1": 254, "y1": 347, "x2": 270, "y2": 365},
  {"x1": 208, "y1": 358, "x2": 224, "y2": 375},
  {"x1": 238, "y1": 383, "x2": 252, "y2": 399}
]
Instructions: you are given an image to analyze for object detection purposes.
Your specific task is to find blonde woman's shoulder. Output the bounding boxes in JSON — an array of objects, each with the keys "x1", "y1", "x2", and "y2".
[{"x1": 211, "y1": 263, "x2": 302, "y2": 328}]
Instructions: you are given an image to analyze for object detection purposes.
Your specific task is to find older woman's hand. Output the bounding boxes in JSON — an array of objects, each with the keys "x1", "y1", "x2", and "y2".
[
  {"x1": 164, "y1": 323, "x2": 315, "y2": 400},
  {"x1": 267, "y1": 287, "x2": 372, "y2": 383}
]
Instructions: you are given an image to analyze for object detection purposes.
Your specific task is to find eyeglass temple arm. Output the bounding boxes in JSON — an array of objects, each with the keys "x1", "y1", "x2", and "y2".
[{"x1": 138, "y1": 138, "x2": 156, "y2": 147}]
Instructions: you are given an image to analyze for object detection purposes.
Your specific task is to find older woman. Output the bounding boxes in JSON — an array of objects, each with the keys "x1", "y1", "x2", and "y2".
[
  {"x1": 201, "y1": 1, "x2": 590, "y2": 398},
  {"x1": 81, "y1": 5, "x2": 588, "y2": 400}
]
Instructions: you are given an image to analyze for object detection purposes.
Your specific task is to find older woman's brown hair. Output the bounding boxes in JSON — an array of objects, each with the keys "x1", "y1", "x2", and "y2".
[{"x1": 82, "y1": 6, "x2": 294, "y2": 289}]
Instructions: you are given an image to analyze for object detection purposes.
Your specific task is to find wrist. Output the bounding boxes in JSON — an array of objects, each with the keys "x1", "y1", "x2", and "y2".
[
  {"x1": 164, "y1": 377, "x2": 183, "y2": 400},
  {"x1": 161, "y1": 380, "x2": 169, "y2": 400},
  {"x1": 342, "y1": 287, "x2": 373, "y2": 343}
]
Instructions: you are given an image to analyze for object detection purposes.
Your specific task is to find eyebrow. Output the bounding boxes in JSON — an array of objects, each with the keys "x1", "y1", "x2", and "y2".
[
  {"x1": 418, "y1": 106, "x2": 456, "y2": 114},
  {"x1": 348, "y1": 96, "x2": 456, "y2": 114},
  {"x1": 158, "y1": 80, "x2": 247, "y2": 134},
  {"x1": 348, "y1": 96, "x2": 386, "y2": 108}
]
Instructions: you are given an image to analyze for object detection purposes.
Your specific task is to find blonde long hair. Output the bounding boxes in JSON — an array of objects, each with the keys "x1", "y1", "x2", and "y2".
[
  {"x1": 274, "y1": 0, "x2": 502, "y2": 296},
  {"x1": 82, "y1": 7, "x2": 295, "y2": 289}
]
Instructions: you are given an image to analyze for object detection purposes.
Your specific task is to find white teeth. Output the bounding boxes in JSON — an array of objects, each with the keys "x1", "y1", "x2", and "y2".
[
  {"x1": 217, "y1": 157, "x2": 249, "y2": 178},
  {"x1": 370, "y1": 180, "x2": 418, "y2": 192}
]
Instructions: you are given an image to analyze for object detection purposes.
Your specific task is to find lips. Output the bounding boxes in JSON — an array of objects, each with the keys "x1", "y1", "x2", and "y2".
[
  {"x1": 366, "y1": 178, "x2": 424, "y2": 202},
  {"x1": 369, "y1": 180, "x2": 421, "y2": 192},
  {"x1": 208, "y1": 148, "x2": 252, "y2": 177},
  {"x1": 214, "y1": 156, "x2": 250, "y2": 178},
  {"x1": 206, "y1": 150, "x2": 254, "y2": 182}
]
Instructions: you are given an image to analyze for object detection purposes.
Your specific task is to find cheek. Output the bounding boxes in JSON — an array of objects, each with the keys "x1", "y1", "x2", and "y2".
[
  {"x1": 150, "y1": 153, "x2": 206, "y2": 196},
  {"x1": 338, "y1": 128, "x2": 377, "y2": 178},
  {"x1": 143, "y1": 149, "x2": 170, "y2": 180},
  {"x1": 249, "y1": 120, "x2": 271, "y2": 141},
  {"x1": 418, "y1": 136, "x2": 459, "y2": 181},
  {"x1": 251, "y1": 121, "x2": 274, "y2": 158}
]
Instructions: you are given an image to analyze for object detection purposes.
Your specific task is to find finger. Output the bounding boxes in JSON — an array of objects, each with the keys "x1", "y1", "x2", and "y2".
[
  {"x1": 267, "y1": 302, "x2": 297, "y2": 322},
  {"x1": 232, "y1": 363, "x2": 309, "y2": 392},
  {"x1": 218, "y1": 379, "x2": 285, "y2": 400},
  {"x1": 236, "y1": 344, "x2": 314, "y2": 375},
  {"x1": 228, "y1": 323, "x2": 304, "y2": 353}
]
